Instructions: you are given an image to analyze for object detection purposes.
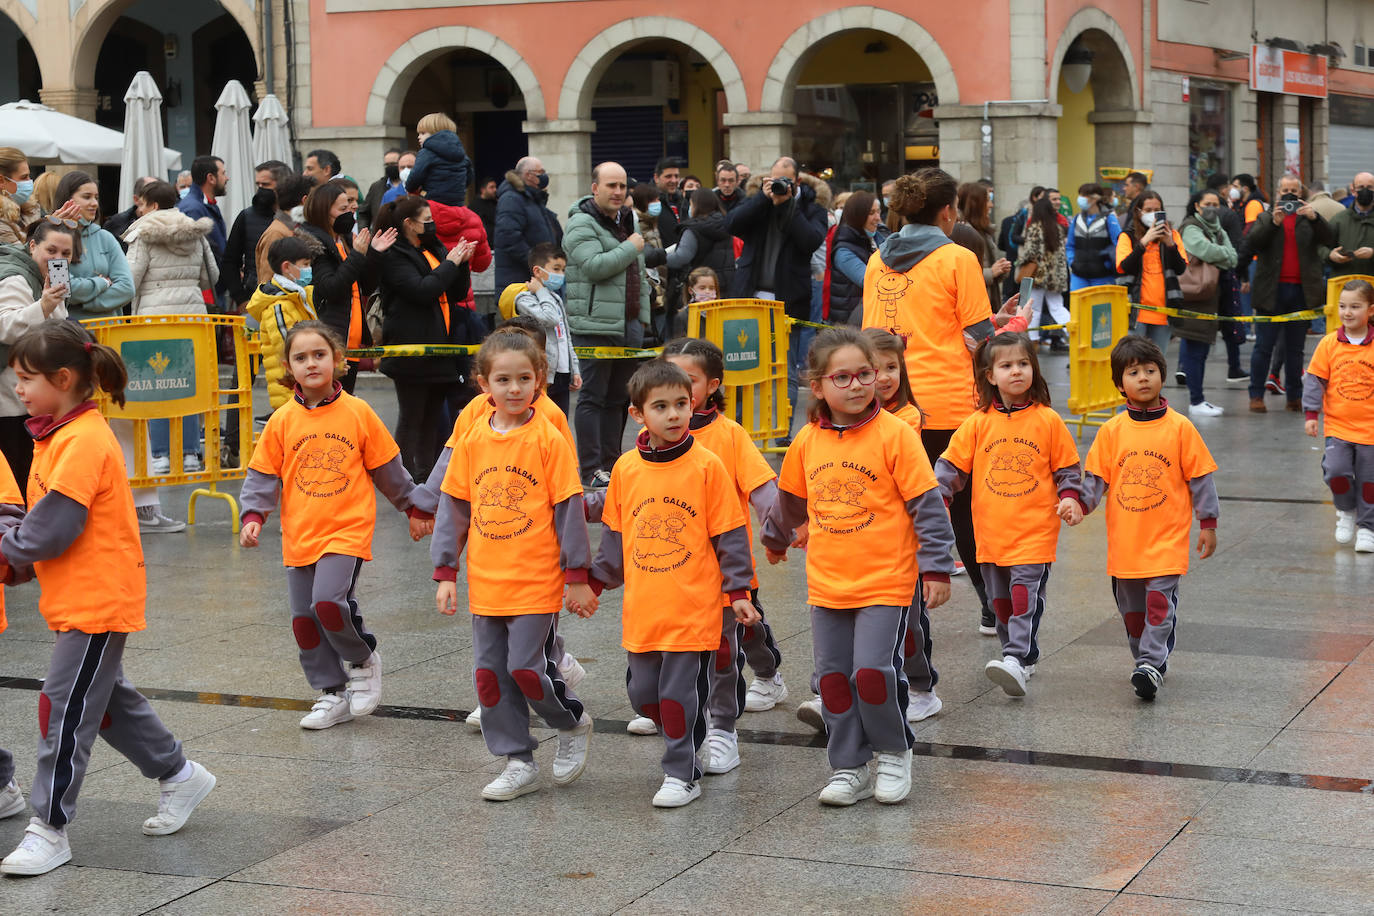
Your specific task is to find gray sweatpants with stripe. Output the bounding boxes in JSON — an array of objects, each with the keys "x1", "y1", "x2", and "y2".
[
  {"x1": 0, "y1": 745, "x2": 12, "y2": 789},
  {"x1": 472, "y1": 613, "x2": 583, "y2": 763},
  {"x1": 981, "y1": 563, "x2": 1051, "y2": 666},
  {"x1": 1323, "y1": 438, "x2": 1374, "y2": 530},
  {"x1": 627, "y1": 650, "x2": 710, "y2": 783},
  {"x1": 708, "y1": 590, "x2": 785, "y2": 731},
  {"x1": 812, "y1": 605, "x2": 914, "y2": 770},
  {"x1": 1111, "y1": 575, "x2": 1181, "y2": 670},
  {"x1": 286, "y1": 554, "x2": 376, "y2": 691},
  {"x1": 30, "y1": 631, "x2": 184, "y2": 828},
  {"x1": 902, "y1": 590, "x2": 937, "y2": 692}
]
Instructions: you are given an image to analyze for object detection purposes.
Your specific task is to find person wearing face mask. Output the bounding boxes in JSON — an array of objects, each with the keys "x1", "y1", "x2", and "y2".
[
  {"x1": 1172, "y1": 190, "x2": 1238, "y2": 417},
  {"x1": 373, "y1": 196, "x2": 481, "y2": 481},
  {"x1": 630, "y1": 183, "x2": 668, "y2": 338},
  {"x1": 1324, "y1": 171, "x2": 1374, "y2": 280},
  {"x1": 0, "y1": 148, "x2": 41, "y2": 247},
  {"x1": 380, "y1": 151, "x2": 417, "y2": 207},
  {"x1": 665, "y1": 188, "x2": 737, "y2": 331},
  {"x1": 515, "y1": 242, "x2": 581, "y2": 414},
  {"x1": 822, "y1": 190, "x2": 881, "y2": 326},
  {"x1": 254, "y1": 173, "x2": 316, "y2": 302},
  {"x1": 1065, "y1": 183, "x2": 1123, "y2": 292},
  {"x1": 494, "y1": 156, "x2": 563, "y2": 291},
  {"x1": 1117, "y1": 191, "x2": 1185, "y2": 353},
  {"x1": 362, "y1": 148, "x2": 403, "y2": 230},
  {"x1": 222, "y1": 161, "x2": 290, "y2": 309},
  {"x1": 246, "y1": 235, "x2": 323, "y2": 410}
]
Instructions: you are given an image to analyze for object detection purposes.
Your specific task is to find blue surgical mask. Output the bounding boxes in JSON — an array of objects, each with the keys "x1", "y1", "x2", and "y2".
[
  {"x1": 1076, "y1": 196, "x2": 1092, "y2": 211},
  {"x1": 8, "y1": 179, "x2": 33, "y2": 205},
  {"x1": 178, "y1": 186, "x2": 190, "y2": 199},
  {"x1": 543, "y1": 271, "x2": 565, "y2": 292},
  {"x1": 865, "y1": 228, "x2": 877, "y2": 239},
  {"x1": 298, "y1": 266, "x2": 313, "y2": 286},
  {"x1": 647, "y1": 201, "x2": 662, "y2": 217}
]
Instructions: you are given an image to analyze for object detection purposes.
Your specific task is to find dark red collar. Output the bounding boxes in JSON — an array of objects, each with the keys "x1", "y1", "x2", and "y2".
[
  {"x1": 817, "y1": 398, "x2": 881, "y2": 432},
  {"x1": 689, "y1": 407, "x2": 719, "y2": 430},
  {"x1": 26, "y1": 400, "x2": 99, "y2": 440},
  {"x1": 636, "y1": 428, "x2": 694, "y2": 462},
  {"x1": 294, "y1": 381, "x2": 344, "y2": 409},
  {"x1": 1125, "y1": 398, "x2": 1169, "y2": 421},
  {"x1": 991, "y1": 394, "x2": 1034, "y2": 416},
  {"x1": 1336, "y1": 326, "x2": 1372, "y2": 346}
]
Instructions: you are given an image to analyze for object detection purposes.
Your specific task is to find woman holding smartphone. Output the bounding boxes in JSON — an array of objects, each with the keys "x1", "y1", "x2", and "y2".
[{"x1": 1117, "y1": 191, "x2": 1186, "y2": 353}]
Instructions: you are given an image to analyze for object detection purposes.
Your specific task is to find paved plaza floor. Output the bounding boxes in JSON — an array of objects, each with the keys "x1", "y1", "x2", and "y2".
[{"x1": 1, "y1": 344, "x2": 1372, "y2": 914}]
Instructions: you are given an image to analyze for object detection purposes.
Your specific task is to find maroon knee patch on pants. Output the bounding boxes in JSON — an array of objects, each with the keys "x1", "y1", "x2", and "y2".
[
  {"x1": 640, "y1": 702, "x2": 662, "y2": 726},
  {"x1": 819, "y1": 672, "x2": 852, "y2": 714},
  {"x1": 315, "y1": 601, "x2": 345, "y2": 632},
  {"x1": 1330, "y1": 476, "x2": 1351, "y2": 495},
  {"x1": 100, "y1": 712, "x2": 111, "y2": 730},
  {"x1": 38, "y1": 692, "x2": 51, "y2": 739},
  {"x1": 1011, "y1": 584, "x2": 1030, "y2": 617},
  {"x1": 715, "y1": 637, "x2": 733, "y2": 672},
  {"x1": 659, "y1": 699, "x2": 686, "y2": 739},
  {"x1": 474, "y1": 668, "x2": 501, "y2": 707},
  {"x1": 904, "y1": 629, "x2": 917, "y2": 658},
  {"x1": 512, "y1": 669, "x2": 544, "y2": 701},
  {"x1": 1123, "y1": 611, "x2": 1146, "y2": 638},
  {"x1": 855, "y1": 668, "x2": 888, "y2": 705},
  {"x1": 1363, "y1": 482, "x2": 1374, "y2": 503},
  {"x1": 993, "y1": 597, "x2": 1013, "y2": 624},
  {"x1": 292, "y1": 617, "x2": 321, "y2": 650},
  {"x1": 1147, "y1": 591, "x2": 1170, "y2": 627}
]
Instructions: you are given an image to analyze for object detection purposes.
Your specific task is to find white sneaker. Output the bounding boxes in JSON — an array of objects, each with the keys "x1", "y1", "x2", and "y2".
[
  {"x1": 873, "y1": 749, "x2": 913, "y2": 804},
  {"x1": 136, "y1": 505, "x2": 187, "y2": 533},
  {"x1": 985, "y1": 655, "x2": 1028, "y2": 697},
  {"x1": 0, "y1": 818, "x2": 70, "y2": 875},
  {"x1": 0, "y1": 779, "x2": 25, "y2": 819},
  {"x1": 150, "y1": 455, "x2": 171, "y2": 475},
  {"x1": 627, "y1": 715, "x2": 658, "y2": 735},
  {"x1": 552, "y1": 713, "x2": 593, "y2": 786},
  {"x1": 345, "y1": 651, "x2": 382, "y2": 716},
  {"x1": 182, "y1": 454, "x2": 204, "y2": 473},
  {"x1": 651, "y1": 776, "x2": 700, "y2": 808},
  {"x1": 796, "y1": 696, "x2": 825, "y2": 731},
  {"x1": 142, "y1": 761, "x2": 216, "y2": 836},
  {"x1": 482, "y1": 758, "x2": 541, "y2": 801},
  {"x1": 1356, "y1": 528, "x2": 1374, "y2": 554},
  {"x1": 703, "y1": 728, "x2": 741, "y2": 774},
  {"x1": 1335, "y1": 510, "x2": 1356, "y2": 544},
  {"x1": 465, "y1": 707, "x2": 482, "y2": 731},
  {"x1": 818, "y1": 766, "x2": 875, "y2": 806},
  {"x1": 1188, "y1": 401, "x2": 1224, "y2": 417},
  {"x1": 744, "y1": 672, "x2": 788, "y2": 712},
  {"x1": 907, "y1": 690, "x2": 943, "y2": 723},
  {"x1": 557, "y1": 653, "x2": 587, "y2": 689},
  {"x1": 299, "y1": 692, "x2": 353, "y2": 729}
]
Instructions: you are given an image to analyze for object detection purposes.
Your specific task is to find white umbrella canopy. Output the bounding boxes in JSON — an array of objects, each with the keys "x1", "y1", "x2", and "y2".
[
  {"x1": 211, "y1": 80, "x2": 255, "y2": 229},
  {"x1": 119, "y1": 71, "x2": 168, "y2": 211},
  {"x1": 252, "y1": 94, "x2": 292, "y2": 166},
  {"x1": 0, "y1": 100, "x2": 181, "y2": 169}
]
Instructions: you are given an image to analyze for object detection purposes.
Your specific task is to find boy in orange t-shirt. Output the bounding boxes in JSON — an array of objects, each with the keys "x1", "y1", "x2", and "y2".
[
  {"x1": 587, "y1": 361, "x2": 757, "y2": 809},
  {"x1": 1082, "y1": 336, "x2": 1219, "y2": 701}
]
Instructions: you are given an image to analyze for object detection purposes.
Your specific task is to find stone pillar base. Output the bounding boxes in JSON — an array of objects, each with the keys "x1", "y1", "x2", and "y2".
[
  {"x1": 1089, "y1": 109, "x2": 1155, "y2": 176},
  {"x1": 722, "y1": 113, "x2": 797, "y2": 175},
  {"x1": 39, "y1": 88, "x2": 100, "y2": 120},
  {"x1": 524, "y1": 119, "x2": 595, "y2": 222}
]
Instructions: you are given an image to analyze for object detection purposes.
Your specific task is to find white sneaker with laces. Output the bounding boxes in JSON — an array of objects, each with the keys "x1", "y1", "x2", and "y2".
[
  {"x1": 873, "y1": 749, "x2": 913, "y2": 804},
  {"x1": 299, "y1": 692, "x2": 353, "y2": 729},
  {"x1": 744, "y1": 672, "x2": 788, "y2": 712},
  {"x1": 182, "y1": 454, "x2": 204, "y2": 473},
  {"x1": 142, "y1": 761, "x2": 216, "y2": 835},
  {"x1": 0, "y1": 779, "x2": 25, "y2": 819},
  {"x1": 703, "y1": 728, "x2": 740, "y2": 774},
  {"x1": 651, "y1": 776, "x2": 700, "y2": 807},
  {"x1": 906, "y1": 690, "x2": 942, "y2": 723},
  {"x1": 482, "y1": 758, "x2": 541, "y2": 801},
  {"x1": 465, "y1": 707, "x2": 482, "y2": 731},
  {"x1": 626, "y1": 714, "x2": 658, "y2": 735},
  {"x1": 0, "y1": 818, "x2": 70, "y2": 875},
  {"x1": 150, "y1": 455, "x2": 171, "y2": 475},
  {"x1": 345, "y1": 651, "x2": 382, "y2": 716},
  {"x1": 818, "y1": 766, "x2": 874, "y2": 806},
  {"x1": 1356, "y1": 528, "x2": 1374, "y2": 553},
  {"x1": 796, "y1": 696, "x2": 824, "y2": 731},
  {"x1": 1335, "y1": 510, "x2": 1356, "y2": 545},
  {"x1": 136, "y1": 505, "x2": 187, "y2": 533},
  {"x1": 1188, "y1": 401, "x2": 1224, "y2": 417},
  {"x1": 557, "y1": 653, "x2": 587, "y2": 689},
  {"x1": 552, "y1": 713, "x2": 593, "y2": 786},
  {"x1": 985, "y1": 655, "x2": 1028, "y2": 697}
]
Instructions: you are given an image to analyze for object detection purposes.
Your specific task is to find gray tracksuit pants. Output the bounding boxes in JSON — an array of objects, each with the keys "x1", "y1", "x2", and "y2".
[
  {"x1": 1111, "y1": 575, "x2": 1181, "y2": 670},
  {"x1": 627, "y1": 650, "x2": 710, "y2": 783},
  {"x1": 285, "y1": 554, "x2": 376, "y2": 691},
  {"x1": 981, "y1": 563, "x2": 1051, "y2": 666},
  {"x1": 706, "y1": 590, "x2": 783, "y2": 731},
  {"x1": 1323, "y1": 438, "x2": 1374, "y2": 530},
  {"x1": 0, "y1": 745, "x2": 12, "y2": 788},
  {"x1": 30, "y1": 631, "x2": 184, "y2": 828},
  {"x1": 902, "y1": 590, "x2": 938, "y2": 692},
  {"x1": 812, "y1": 605, "x2": 914, "y2": 770},
  {"x1": 472, "y1": 613, "x2": 584, "y2": 763}
]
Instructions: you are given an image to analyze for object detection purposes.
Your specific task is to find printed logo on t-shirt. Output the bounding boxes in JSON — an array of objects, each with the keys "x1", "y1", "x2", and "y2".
[
  {"x1": 983, "y1": 438, "x2": 1041, "y2": 498},
  {"x1": 631, "y1": 509, "x2": 692, "y2": 571},
  {"x1": 875, "y1": 271, "x2": 913, "y2": 334},
  {"x1": 1114, "y1": 450, "x2": 1170, "y2": 512},
  {"x1": 293, "y1": 434, "x2": 352, "y2": 498},
  {"x1": 473, "y1": 466, "x2": 536, "y2": 540},
  {"x1": 809, "y1": 463, "x2": 877, "y2": 533},
  {"x1": 1332, "y1": 357, "x2": 1374, "y2": 401}
]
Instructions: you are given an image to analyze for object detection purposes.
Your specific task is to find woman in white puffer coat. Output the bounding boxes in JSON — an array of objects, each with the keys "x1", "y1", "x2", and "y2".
[{"x1": 124, "y1": 179, "x2": 219, "y2": 315}]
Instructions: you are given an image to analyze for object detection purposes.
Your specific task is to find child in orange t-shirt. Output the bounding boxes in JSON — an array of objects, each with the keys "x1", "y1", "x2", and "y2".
[
  {"x1": 936, "y1": 333, "x2": 1084, "y2": 698},
  {"x1": 432, "y1": 329, "x2": 597, "y2": 802},
  {"x1": 1082, "y1": 336, "x2": 1219, "y2": 701},
  {"x1": 240, "y1": 321, "x2": 431, "y2": 730},
  {"x1": 761, "y1": 327, "x2": 955, "y2": 808},
  {"x1": 587, "y1": 360, "x2": 757, "y2": 809},
  {"x1": 658, "y1": 337, "x2": 783, "y2": 772},
  {"x1": 1302, "y1": 278, "x2": 1374, "y2": 552},
  {"x1": 0, "y1": 453, "x2": 22, "y2": 824},
  {"x1": 0, "y1": 321, "x2": 215, "y2": 876}
]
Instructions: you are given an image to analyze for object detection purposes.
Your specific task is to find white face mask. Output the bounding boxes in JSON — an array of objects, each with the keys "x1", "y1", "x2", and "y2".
[
  {"x1": 1228, "y1": 187, "x2": 1241, "y2": 202},
  {"x1": 400, "y1": 167, "x2": 412, "y2": 184},
  {"x1": 1140, "y1": 211, "x2": 1158, "y2": 227}
]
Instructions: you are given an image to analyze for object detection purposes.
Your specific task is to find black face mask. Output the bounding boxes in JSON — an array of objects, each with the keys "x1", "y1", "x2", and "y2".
[
  {"x1": 252, "y1": 187, "x2": 277, "y2": 212},
  {"x1": 1358, "y1": 188, "x2": 1374, "y2": 208},
  {"x1": 332, "y1": 212, "x2": 355, "y2": 235},
  {"x1": 420, "y1": 220, "x2": 437, "y2": 239},
  {"x1": 384, "y1": 163, "x2": 400, "y2": 182},
  {"x1": 536, "y1": 173, "x2": 549, "y2": 190}
]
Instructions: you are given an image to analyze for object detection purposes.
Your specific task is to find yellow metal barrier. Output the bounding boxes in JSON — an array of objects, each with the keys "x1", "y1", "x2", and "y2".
[
  {"x1": 1065, "y1": 286, "x2": 1130, "y2": 438},
  {"x1": 686, "y1": 298, "x2": 792, "y2": 452},
  {"x1": 1326, "y1": 274, "x2": 1374, "y2": 329},
  {"x1": 83, "y1": 314, "x2": 256, "y2": 531}
]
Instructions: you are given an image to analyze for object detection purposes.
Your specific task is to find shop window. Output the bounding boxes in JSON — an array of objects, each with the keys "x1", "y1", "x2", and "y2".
[{"x1": 1189, "y1": 83, "x2": 1230, "y2": 193}]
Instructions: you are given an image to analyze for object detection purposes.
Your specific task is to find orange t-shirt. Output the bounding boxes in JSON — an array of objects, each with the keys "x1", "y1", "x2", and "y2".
[
  {"x1": 27, "y1": 408, "x2": 146, "y2": 632},
  {"x1": 446, "y1": 393, "x2": 574, "y2": 452},
  {"x1": 250, "y1": 390, "x2": 401, "y2": 567},
  {"x1": 601, "y1": 442, "x2": 746, "y2": 652},
  {"x1": 940, "y1": 404, "x2": 1081, "y2": 565},
  {"x1": 692, "y1": 411, "x2": 777, "y2": 590},
  {"x1": 778, "y1": 409, "x2": 940, "y2": 608},
  {"x1": 1305, "y1": 332, "x2": 1374, "y2": 445},
  {"x1": 441, "y1": 412, "x2": 582, "y2": 615},
  {"x1": 1116, "y1": 231, "x2": 1188, "y2": 326},
  {"x1": 863, "y1": 242, "x2": 991, "y2": 430},
  {"x1": 0, "y1": 454, "x2": 23, "y2": 633},
  {"x1": 1083, "y1": 408, "x2": 1218, "y2": 578},
  {"x1": 889, "y1": 402, "x2": 923, "y2": 433}
]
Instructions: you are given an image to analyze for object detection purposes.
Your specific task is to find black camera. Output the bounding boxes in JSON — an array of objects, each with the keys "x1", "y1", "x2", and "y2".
[
  {"x1": 1278, "y1": 196, "x2": 1301, "y2": 214},
  {"x1": 769, "y1": 177, "x2": 794, "y2": 197}
]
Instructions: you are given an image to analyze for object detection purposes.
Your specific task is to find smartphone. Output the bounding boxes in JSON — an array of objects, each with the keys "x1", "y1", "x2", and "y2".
[
  {"x1": 46, "y1": 257, "x2": 69, "y2": 296},
  {"x1": 1019, "y1": 275, "x2": 1034, "y2": 306},
  {"x1": 1155, "y1": 210, "x2": 1167, "y2": 226}
]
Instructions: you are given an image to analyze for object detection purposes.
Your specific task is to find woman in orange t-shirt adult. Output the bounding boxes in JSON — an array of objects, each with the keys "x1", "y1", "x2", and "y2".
[
  {"x1": 862, "y1": 167, "x2": 998, "y2": 635},
  {"x1": 1116, "y1": 191, "x2": 1186, "y2": 355}
]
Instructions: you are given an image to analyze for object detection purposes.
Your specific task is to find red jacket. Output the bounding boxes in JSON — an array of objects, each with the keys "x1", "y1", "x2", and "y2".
[{"x1": 429, "y1": 201, "x2": 493, "y2": 310}]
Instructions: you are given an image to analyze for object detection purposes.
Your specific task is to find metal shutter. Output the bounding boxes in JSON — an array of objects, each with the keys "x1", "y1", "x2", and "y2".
[
  {"x1": 1329, "y1": 123, "x2": 1374, "y2": 189},
  {"x1": 590, "y1": 106, "x2": 664, "y2": 186}
]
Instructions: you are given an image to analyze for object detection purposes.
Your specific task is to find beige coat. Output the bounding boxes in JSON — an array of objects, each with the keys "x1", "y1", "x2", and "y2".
[
  {"x1": 0, "y1": 274, "x2": 67, "y2": 415},
  {"x1": 123, "y1": 208, "x2": 219, "y2": 315},
  {"x1": 0, "y1": 194, "x2": 41, "y2": 246}
]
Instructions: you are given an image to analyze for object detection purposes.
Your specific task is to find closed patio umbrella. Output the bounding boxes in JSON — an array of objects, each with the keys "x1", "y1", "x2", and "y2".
[
  {"x1": 252, "y1": 94, "x2": 292, "y2": 166},
  {"x1": 210, "y1": 80, "x2": 254, "y2": 229},
  {"x1": 119, "y1": 71, "x2": 169, "y2": 210}
]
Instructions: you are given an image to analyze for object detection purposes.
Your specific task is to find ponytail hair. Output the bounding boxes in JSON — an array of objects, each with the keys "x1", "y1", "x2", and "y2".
[
  {"x1": 889, "y1": 168, "x2": 958, "y2": 226},
  {"x1": 9, "y1": 319, "x2": 128, "y2": 408},
  {"x1": 662, "y1": 336, "x2": 727, "y2": 411}
]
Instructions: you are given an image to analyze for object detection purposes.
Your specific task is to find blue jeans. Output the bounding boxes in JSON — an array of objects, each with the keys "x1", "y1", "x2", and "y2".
[
  {"x1": 1248, "y1": 285, "x2": 1309, "y2": 400},
  {"x1": 150, "y1": 415, "x2": 202, "y2": 459},
  {"x1": 1177, "y1": 338, "x2": 1210, "y2": 406}
]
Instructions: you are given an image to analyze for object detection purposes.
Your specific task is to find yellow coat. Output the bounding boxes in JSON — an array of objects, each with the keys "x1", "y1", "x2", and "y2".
[{"x1": 246, "y1": 281, "x2": 318, "y2": 408}]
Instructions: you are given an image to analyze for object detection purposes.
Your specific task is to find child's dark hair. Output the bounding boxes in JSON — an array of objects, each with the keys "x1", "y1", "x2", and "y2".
[
  {"x1": 804, "y1": 326, "x2": 877, "y2": 422},
  {"x1": 9, "y1": 319, "x2": 128, "y2": 408},
  {"x1": 662, "y1": 337, "x2": 726, "y2": 411},
  {"x1": 683, "y1": 266, "x2": 720, "y2": 308},
  {"x1": 1341, "y1": 278, "x2": 1374, "y2": 305},
  {"x1": 1110, "y1": 334, "x2": 1167, "y2": 391},
  {"x1": 280, "y1": 320, "x2": 346, "y2": 389},
  {"x1": 973, "y1": 332, "x2": 1051, "y2": 409},
  {"x1": 627, "y1": 360, "x2": 691, "y2": 410},
  {"x1": 267, "y1": 236, "x2": 311, "y2": 277},
  {"x1": 475, "y1": 328, "x2": 548, "y2": 380},
  {"x1": 862, "y1": 327, "x2": 919, "y2": 415},
  {"x1": 528, "y1": 242, "x2": 566, "y2": 271},
  {"x1": 496, "y1": 314, "x2": 548, "y2": 350}
]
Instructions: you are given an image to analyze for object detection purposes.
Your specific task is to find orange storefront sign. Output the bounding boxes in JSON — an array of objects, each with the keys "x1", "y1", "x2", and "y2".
[{"x1": 1251, "y1": 45, "x2": 1328, "y2": 98}]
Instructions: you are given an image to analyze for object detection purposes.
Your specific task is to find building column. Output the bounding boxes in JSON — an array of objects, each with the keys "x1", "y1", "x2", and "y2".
[
  {"x1": 721, "y1": 112, "x2": 796, "y2": 176},
  {"x1": 935, "y1": 102, "x2": 1062, "y2": 219},
  {"x1": 1090, "y1": 109, "x2": 1155, "y2": 176},
  {"x1": 39, "y1": 87, "x2": 99, "y2": 120},
  {"x1": 524, "y1": 118, "x2": 594, "y2": 223},
  {"x1": 295, "y1": 126, "x2": 406, "y2": 184}
]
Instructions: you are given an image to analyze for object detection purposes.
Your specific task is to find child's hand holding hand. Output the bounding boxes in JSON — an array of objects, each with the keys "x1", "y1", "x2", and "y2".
[
  {"x1": 789, "y1": 524, "x2": 809, "y2": 550},
  {"x1": 409, "y1": 516, "x2": 434, "y2": 541},
  {"x1": 732, "y1": 597, "x2": 759, "y2": 626},
  {"x1": 436, "y1": 582, "x2": 458, "y2": 615},
  {"x1": 765, "y1": 547, "x2": 787, "y2": 565},
  {"x1": 1304, "y1": 419, "x2": 1319, "y2": 437},
  {"x1": 239, "y1": 520, "x2": 261, "y2": 548},
  {"x1": 923, "y1": 577, "x2": 950, "y2": 609},
  {"x1": 1057, "y1": 497, "x2": 1083, "y2": 526},
  {"x1": 1197, "y1": 528, "x2": 1217, "y2": 559},
  {"x1": 565, "y1": 583, "x2": 597, "y2": 618}
]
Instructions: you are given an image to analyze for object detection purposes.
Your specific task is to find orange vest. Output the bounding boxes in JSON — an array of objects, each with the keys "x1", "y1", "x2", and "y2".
[
  {"x1": 335, "y1": 240, "x2": 364, "y2": 360},
  {"x1": 422, "y1": 249, "x2": 451, "y2": 332}
]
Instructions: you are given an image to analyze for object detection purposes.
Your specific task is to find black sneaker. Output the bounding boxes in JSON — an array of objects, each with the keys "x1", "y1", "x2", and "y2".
[
  {"x1": 1225, "y1": 371, "x2": 1249, "y2": 384},
  {"x1": 1174, "y1": 370, "x2": 1187, "y2": 387},
  {"x1": 587, "y1": 469, "x2": 612, "y2": 489},
  {"x1": 1131, "y1": 664, "x2": 1162, "y2": 700},
  {"x1": 979, "y1": 608, "x2": 997, "y2": 636}
]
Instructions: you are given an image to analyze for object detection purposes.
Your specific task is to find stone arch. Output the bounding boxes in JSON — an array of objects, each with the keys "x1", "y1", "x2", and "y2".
[
  {"x1": 761, "y1": 6, "x2": 960, "y2": 112},
  {"x1": 0, "y1": 0, "x2": 36, "y2": 47},
  {"x1": 71, "y1": 0, "x2": 260, "y2": 88},
  {"x1": 1047, "y1": 7, "x2": 1139, "y2": 108},
  {"x1": 366, "y1": 26, "x2": 546, "y2": 126},
  {"x1": 558, "y1": 17, "x2": 747, "y2": 121}
]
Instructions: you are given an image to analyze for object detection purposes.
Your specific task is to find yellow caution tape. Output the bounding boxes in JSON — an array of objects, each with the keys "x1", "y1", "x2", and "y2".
[{"x1": 1131, "y1": 303, "x2": 1324, "y2": 323}]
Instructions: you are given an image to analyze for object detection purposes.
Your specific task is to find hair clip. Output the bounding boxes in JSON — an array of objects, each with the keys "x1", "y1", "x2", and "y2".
[{"x1": 83, "y1": 341, "x2": 93, "y2": 352}]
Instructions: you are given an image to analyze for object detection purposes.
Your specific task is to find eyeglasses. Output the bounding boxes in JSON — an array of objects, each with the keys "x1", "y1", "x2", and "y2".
[
  {"x1": 47, "y1": 215, "x2": 78, "y2": 229},
  {"x1": 822, "y1": 368, "x2": 876, "y2": 389}
]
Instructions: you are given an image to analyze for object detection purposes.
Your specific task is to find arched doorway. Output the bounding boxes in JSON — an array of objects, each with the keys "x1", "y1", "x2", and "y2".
[
  {"x1": 0, "y1": 12, "x2": 40, "y2": 103},
  {"x1": 1052, "y1": 18, "x2": 1141, "y2": 202}
]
